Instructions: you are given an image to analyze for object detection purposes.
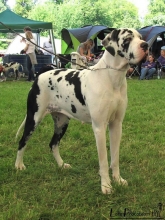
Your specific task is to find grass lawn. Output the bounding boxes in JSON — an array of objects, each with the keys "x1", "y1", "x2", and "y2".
[{"x1": 0, "y1": 77, "x2": 165, "y2": 220}]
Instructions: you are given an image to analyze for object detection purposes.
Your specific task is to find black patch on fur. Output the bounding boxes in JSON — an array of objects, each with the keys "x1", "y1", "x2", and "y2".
[
  {"x1": 123, "y1": 44, "x2": 129, "y2": 53},
  {"x1": 129, "y1": 52, "x2": 134, "y2": 60},
  {"x1": 4, "y1": 62, "x2": 16, "y2": 67},
  {"x1": 49, "y1": 78, "x2": 53, "y2": 85},
  {"x1": 121, "y1": 29, "x2": 133, "y2": 35},
  {"x1": 57, "y1": 77, "x2": 62, "y2": 82},
  {"x1": 49, "y1": 123, "x2": 69, "y2": 148},
  {"x1": 53, "y1": 68, "x2": 67, "y2": 76},
  {"x1": 65, "y1": 71, "x2": 85, "y2": 106},
  {"x1": 56, "y1": 95, "x2": 59, "y2": 98},
  {"x1": 37, "y1": 64, "x2": 56, "y2": 77},
  {"x1": 18, "y1": 79, "x2": 40, "y2": 150},
  {"x1": 53, "y1": 70, "x2": 62, "y2": 75},
  {"x1": 111, "y1": 29, "x2": 120, "y2": 41},
  {"x1": 105, "y1": 46, "x2": 115, "y2": 56},
  {"x1": 117, "y1": 50, "x2": 124, "y2": 57},
  {"x1": 71, "y1": 104, "x2": 76, "y2": 113}
]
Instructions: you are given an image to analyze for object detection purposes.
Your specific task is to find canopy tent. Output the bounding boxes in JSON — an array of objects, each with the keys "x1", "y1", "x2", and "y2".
[
  {"x1": 61, "y1": 25, "x2": 114, "y2": 54},
  {"x1": 0, "y1": 9, "x2": 57, "y2": 62},
  {"x1": 0, "y1": 9, "x2": 52, "y2": 32},
  {"x1": 138, "y1": 25, "x2": 165, "y2": 57}
]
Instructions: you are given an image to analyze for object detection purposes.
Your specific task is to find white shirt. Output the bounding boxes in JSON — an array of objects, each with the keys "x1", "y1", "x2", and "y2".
[
  {"x1": 43, "y1": 40, "x2": 53, "y2": 55},
  {"x1": 26, "y1": 39, "x2": 36, "y2": 54}
]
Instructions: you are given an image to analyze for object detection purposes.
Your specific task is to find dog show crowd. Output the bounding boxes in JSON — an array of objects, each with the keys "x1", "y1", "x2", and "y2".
[{"x1": 1, "y1": 26, "x2": 165, "y2": 82}]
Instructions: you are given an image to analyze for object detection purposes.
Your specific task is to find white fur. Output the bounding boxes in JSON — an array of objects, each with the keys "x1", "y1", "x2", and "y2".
[{"x1": 15, "y1": 29, "x2": 148, "y2": 194}]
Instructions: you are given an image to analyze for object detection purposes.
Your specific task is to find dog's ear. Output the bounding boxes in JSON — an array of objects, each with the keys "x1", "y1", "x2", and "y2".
[
  {"x1": 110, "y1": 29, "x2": 121, "y2": 42},
  {"x1": 102, "y1": 29, "x2": 121, "y2": 57}
]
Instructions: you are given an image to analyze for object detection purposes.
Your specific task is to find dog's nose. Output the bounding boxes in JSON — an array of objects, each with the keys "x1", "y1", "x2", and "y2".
[{"x1": 140, "y1": 42, "x2": 148, "y2": 52}]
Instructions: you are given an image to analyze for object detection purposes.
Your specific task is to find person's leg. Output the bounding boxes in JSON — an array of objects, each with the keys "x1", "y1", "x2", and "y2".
[
  {"x1": 26, "y1": 55, "x2": 32, "y2": 81},
  {"x1": 146, "y1": 68, "x2": 156, "y2": 79},
  {"x1": 140, "y1": 68, "x2": 148, "y2": 80},
  {"x1": 31, "y1": 64, "x2": 35, "y2": 80}
]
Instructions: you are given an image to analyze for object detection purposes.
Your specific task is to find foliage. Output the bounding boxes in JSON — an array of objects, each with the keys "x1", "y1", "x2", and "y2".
[
  {"x1": 143, "y1": 14, "x2": 165, "y2": 26},
  {"x1": 0, "y1": 40, "x2": 9, "y2": 49},
  {"x1": 143, "y1": 0, "x2": 165, "y2": 26},
  {"x1": 1, "y1": 78, "x2": 165, "y2": 219},
  {"x1": 65, "y1": 62, "x2": 71, "y2": 68},
  {"x1": 0, "y1": 0, "x2": 6, "y2": 12},
  {"x1": 149, "y1": 0, "x2": 165, "y2": 15},
  {"x1": 13, "y1": 0, "x2": 35, "y2": 18},
  {"x1": 27, "y1": 0, "x2": 140, "y2": 38}
]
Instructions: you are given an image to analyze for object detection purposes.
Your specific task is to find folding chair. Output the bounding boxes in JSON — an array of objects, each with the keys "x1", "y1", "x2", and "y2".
[
  {"x1": 129, "y1": 65, "x2": 141, "y2": 78},
  {"x1": 156, "y1": 61, "x2": 165, "y2": 79},
  {"x1": 70, "y1": 52, "x2": 87, "y2": 69},
  {"x1": 58, "y1": 54, "x2": 71, "y2": 68},
  {"x1": 70, "y1": 52, "x2": 96, "y2": 70}
]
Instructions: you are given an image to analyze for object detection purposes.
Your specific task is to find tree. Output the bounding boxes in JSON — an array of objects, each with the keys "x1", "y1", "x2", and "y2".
[
  {"x1": 144, "y1": 0, "x2": 165, "y2": 25},
  {"x1": 148, "y1": 0, "x2": 165, "y2": 15},
  {"x1": 13, "y1": 0, "x2": 35, "y2": 17},
  {"x1": 0, "y1": 0, "x2": 7, "y2": 12}
]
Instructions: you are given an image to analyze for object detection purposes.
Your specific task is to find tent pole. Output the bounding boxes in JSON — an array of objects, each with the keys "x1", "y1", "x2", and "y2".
[{"x1": 49, "y1": 29, "x2": 57, "y2": 65}]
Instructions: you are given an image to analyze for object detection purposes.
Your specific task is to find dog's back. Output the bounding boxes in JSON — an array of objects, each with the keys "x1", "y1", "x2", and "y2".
[
  {"x1": 3, "y1": 62, "x2": 24, "y2": 80},
  {"x1": 36, "y1": 64, "x2": 57, "y2": 77}
]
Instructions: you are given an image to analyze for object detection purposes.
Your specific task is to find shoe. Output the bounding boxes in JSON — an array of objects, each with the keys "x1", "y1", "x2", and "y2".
[{"x1": 128, "y1": 76, "x2": 132, "y2": 79}]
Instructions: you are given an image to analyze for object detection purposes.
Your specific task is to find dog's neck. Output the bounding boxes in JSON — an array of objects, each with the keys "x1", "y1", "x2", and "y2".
[{"x1": 100, "y1": 50, "x2": 129, "y2": 71}]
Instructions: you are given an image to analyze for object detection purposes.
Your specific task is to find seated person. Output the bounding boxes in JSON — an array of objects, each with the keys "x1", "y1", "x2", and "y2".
[
  {"x1": 43, "y1": 36, "x2": 54, "y2": 63},
  {"x1": 157, "y1": 46, "x2": 165, "y2": 72},
  {"x1": 77, "y1": 39, "x2": 94, "y2": 62},
  {"x1": 140, "y1": 54, "x2": 156, "y2": 80}
]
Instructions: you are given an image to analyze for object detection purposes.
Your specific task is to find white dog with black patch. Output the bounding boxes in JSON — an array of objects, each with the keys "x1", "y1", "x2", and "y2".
[
  {"x1": 15, "y1": 28, "x2": 148, "y2": 194},
  {"x1": 2, "y1": 62, "x2": 23, "y2": 81}
]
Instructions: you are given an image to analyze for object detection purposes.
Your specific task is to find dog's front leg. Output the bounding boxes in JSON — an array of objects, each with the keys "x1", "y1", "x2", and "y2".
[
  {"x1": 109, "y1": 120, "x2": 127, "y2": 185},
  {"x1": 92, "y1": 123, "x2": 112, "y2": 194}
]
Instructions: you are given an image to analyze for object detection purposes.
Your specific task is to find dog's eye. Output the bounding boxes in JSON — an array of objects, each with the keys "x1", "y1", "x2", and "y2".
[{"x1": 124, "y1": 38, "x2": 132, "y2": 44}]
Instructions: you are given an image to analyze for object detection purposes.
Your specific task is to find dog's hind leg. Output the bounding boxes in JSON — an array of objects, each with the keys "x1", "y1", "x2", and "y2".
[
  {"x1": 15, "y1": 93, "x2": 46, "y2": 169},
  {"x1": 15, "y1": 70, "x2": 18, "y2": 80},
  {"x1": 50, "y1": 113, "x2": 71, "y2": 168},
  {"x1": 15, "y1": 113, "x2": 42, "y2": 170}
]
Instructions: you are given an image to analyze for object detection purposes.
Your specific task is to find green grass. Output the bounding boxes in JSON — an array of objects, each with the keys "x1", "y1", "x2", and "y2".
[{"x1": 0, "y1": 77, "x2": 165, "y2": 220}]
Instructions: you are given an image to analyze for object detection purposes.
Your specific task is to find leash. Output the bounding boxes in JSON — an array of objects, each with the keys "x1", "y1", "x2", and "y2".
[{"x1": 0, "y1": 21, "x2": 89, "y2": 69}]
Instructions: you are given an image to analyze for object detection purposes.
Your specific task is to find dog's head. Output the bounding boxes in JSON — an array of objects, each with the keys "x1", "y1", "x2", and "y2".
[{"x1": 102, "y1": 28, "x2": 148, "y2": 64}]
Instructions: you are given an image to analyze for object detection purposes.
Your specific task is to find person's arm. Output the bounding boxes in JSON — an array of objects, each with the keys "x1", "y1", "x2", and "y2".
[
  {"x1": 141, "y1": 62, "x2": 147, "y2": 68},
  {"x1": 87, "y1": 49, "x2": 91, "y2": 58},
  {"x1": 79, "y1": 47, "x2": 85, "y2": 56},
  {"x1": 150, "y1": 62, "x2": 156, "y2": 68},
  {"x1": 43, "y1": 42, "x2": 46, "y2": 48},
  {"x1": 23, "y1": 43, "x2": 29, "y2": 52}
]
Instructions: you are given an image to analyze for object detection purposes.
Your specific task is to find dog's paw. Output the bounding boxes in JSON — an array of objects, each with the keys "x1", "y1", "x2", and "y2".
[
  {"x1": 63, "y1": 163, "x2": 71, "y2": 169},
  {"x1": 15, "y1": 162, "x2": 26, "y2": 170},
  {"x1": 101, "y1": 183, "x2": 112, "y2": 194},
  {"x1": 101, "y1": 177, "x2": 112, "y2": 194},
  {"x1": 113, "y1": 176, "x2": 128, "y2": 186}
]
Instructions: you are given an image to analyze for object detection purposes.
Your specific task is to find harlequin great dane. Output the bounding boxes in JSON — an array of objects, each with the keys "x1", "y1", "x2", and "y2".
[
  {"x1": 15, "y1": 28, "x2": 148, "y2": 194},
  {"x1": 3, "y1": 62, "x2": 24, "y2": 80}
]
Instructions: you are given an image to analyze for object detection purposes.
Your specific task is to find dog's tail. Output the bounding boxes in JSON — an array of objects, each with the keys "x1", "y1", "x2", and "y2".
[{"x1": 15, "y1": 116, "x2": 26, "y2": 140}]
